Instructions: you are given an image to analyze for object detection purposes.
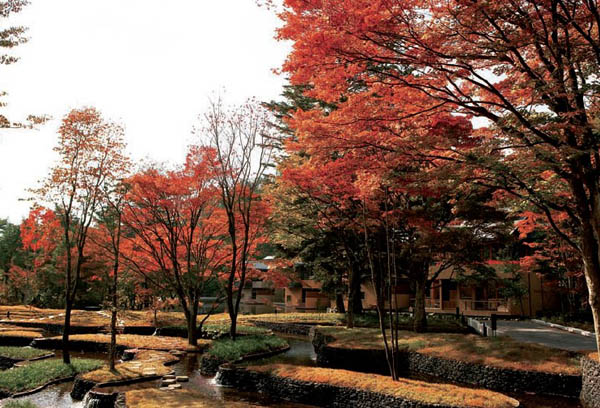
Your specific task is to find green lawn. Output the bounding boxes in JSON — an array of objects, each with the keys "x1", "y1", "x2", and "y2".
[
  {"x1": 206, "y1": 334, "x2": 288, "y2": 362},
  {"x1": 0, "y1": 358, "x2": 103, "y2": 394},
  {"x1": 0, "y1": 347, "x2": 50, "y2": 360}
]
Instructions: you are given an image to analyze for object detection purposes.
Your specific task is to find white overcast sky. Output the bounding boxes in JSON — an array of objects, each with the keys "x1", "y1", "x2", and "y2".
[{"x1": 0, "y1": 0, "x2": 289, "y2": 223}]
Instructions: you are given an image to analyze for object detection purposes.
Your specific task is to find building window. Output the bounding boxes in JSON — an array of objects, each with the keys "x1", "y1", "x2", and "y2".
[
  {"x1": 286, "y1": 295, "x2": 291, "y2": 302},
  {"x1": 251, "y1": 290, "x2": 257, "y2": 300},
  {"x1": 360, "y1": 291, "x2": 365, "y2": 300}
]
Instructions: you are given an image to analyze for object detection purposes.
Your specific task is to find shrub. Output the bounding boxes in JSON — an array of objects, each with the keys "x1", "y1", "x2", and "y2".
[{"x1": 206, "y1": 335, "x2": 288, "y2": 362}]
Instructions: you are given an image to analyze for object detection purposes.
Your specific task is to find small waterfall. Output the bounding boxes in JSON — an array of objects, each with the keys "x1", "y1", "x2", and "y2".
[
  {"x1": 82, "y1": 390, "x2": 118, "y2": 408},
  {"x1": 212, "y1": 371, "x2": 223, "y2": 386},
  {"x1": 82, "y1": 392, "x2": 100, "y2": 408}
]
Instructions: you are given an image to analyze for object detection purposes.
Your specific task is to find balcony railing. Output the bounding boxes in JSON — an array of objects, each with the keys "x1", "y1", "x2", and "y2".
[
  {"x1": 460, "y1": 299, "x2": 508, "y2": 312},
  {"x1": 424, "y1": 298, "x2": 508, "y2": 312}
]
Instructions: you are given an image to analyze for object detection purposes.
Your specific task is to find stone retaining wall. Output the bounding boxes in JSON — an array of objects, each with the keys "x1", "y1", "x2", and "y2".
[
  {"x1": 122, "y1": 326, "x2": 156, "y2": 336},
  {"x1": 0, "y1": 335, "x2": 40, "y2": 347},
  {"x1": 1, "y1": 321, "x2": 104, "y2": 334},
  {"x1": 247, "y1": 320, "x2": 315, "y2": 336},
  {"x1": 31, "y1": 337, "x2": 128, "y2": 353},
  {"x1": 311, "y1": 330, "x2": 581, "y2": 397},
  {"x1": 581, "y1": 355, "x2": 600, "y2": 408},
  {"x1": 217, "y1": 365, "x2": 511, "y2": 408}
]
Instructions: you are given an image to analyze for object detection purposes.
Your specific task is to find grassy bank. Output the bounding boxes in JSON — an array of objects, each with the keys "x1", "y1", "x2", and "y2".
[
  {"x1": 0, "y1": 347, "x2": 50, "y2": 360},
  {"x1": 318, "y1": 326, "x2": 581, "y2": 375},
  {"x1": 206, "y1": 335, "x2": 288, "y2": 362},
  {"x1": 0, "y1": 358, "x2": 102, "y2": 394},
  {"x1": 248, "y1": 364, "x2": 519, "y2": 408}
]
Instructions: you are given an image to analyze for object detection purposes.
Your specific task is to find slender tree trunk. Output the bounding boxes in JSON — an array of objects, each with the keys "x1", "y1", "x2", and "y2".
[
  {"x1": 335, "y1": 272, "x2": 346, "y2": 313},
  {"x1": 346, "y1": 263, "x2": 363, "y2": 328},
  {"x1": 335, "y1": 292, "x2": 345, "y2": 313},
  {"x1": 62, "y1": 297, "x2": 73, "y2": 364},
  {"x1": 109, "y1": 308, "x2": 117, "y2": 370},
  {"x1": 229, "y1": 308, "x2": 238, "y2": 340},
  {"x1": 413, "y1": 275, "x2": 427, "y2": 333},
  {"x1": 187, "y1": 311, "x2": 198, "y2": 347},
  {"x1": 109, "y1": 266, "x2": 118, "y2": 370},
  {"x1": 227, "y1": 272, "x2": 238, "y2": 340}
]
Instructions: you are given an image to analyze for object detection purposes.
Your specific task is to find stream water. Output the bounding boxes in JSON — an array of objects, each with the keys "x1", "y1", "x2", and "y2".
[{"x1": 5, "y1": 336, "x2": 583, "y2": 408}]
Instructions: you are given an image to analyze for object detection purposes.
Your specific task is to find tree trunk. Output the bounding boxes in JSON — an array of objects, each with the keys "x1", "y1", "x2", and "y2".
[
  {"x1": 229, "y1": 309, "x2": 238, "y2": 340},
  {"x1": 109, "y1": 307, "x2": 117, "y2": 370},
  {"x1": 62, "y1": 298, "x2": 73, "y2": 364},
  {"x1": 335, "y1": 292, "x2": 345, "y2": 313},
  {"x1": 347, "y1": 264, "x2": 363, "y2": 328},
  {"x1": 581, "y1": 233, "x2": 600, "y2": 361},
  {"x1": 413, "y1": 276, "x2": 427, "y2": 333},
  {"x1": 108, "y1": 273, "x2": 118, "y2": 370},
  {"x1": 187, "y1": 310, "x2": 198, "y2": 347}
]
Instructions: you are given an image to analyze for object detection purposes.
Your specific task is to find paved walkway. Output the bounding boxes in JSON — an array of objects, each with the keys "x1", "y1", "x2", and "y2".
[{"x1": 495, "y1": 320, "x2": 597, "y2": 351}]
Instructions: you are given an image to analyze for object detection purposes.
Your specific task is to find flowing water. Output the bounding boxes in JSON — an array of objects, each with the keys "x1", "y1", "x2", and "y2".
[{"x1": 5, "y1": 336, "x2": 583, "y2": 408}]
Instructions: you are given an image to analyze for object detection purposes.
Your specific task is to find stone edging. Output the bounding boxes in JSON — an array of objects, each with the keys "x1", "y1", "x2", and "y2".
[
  {"x1": 200, "y1": 344, "x2": 291, "y2": 376},
  {"x1": 581, "y1": 355, "x2": 600, "y2": 408},
  {"x1": 311, "y1": 329, "x2": 581, "y2": 398},
  {"x1": 216, "y1": 364, "x2": 519, "y2": 408},
  {"x1": 531, "y1": 319, "x2": 595, "y2": 338}
]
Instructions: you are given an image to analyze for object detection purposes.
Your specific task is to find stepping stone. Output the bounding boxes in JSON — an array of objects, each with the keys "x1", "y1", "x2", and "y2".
[
  {"x1": 168, "y1": 384, "x2": 182, "y2": 389},
  {"x1": 163, "y1": 374, "x2": 176, "y2": 380},
  {"x1": 162, "y1": 379, "x2": 176, "y2": 385},
  {"x1": 176, "y1": 376, "x2": 189, "y2": 382}
]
